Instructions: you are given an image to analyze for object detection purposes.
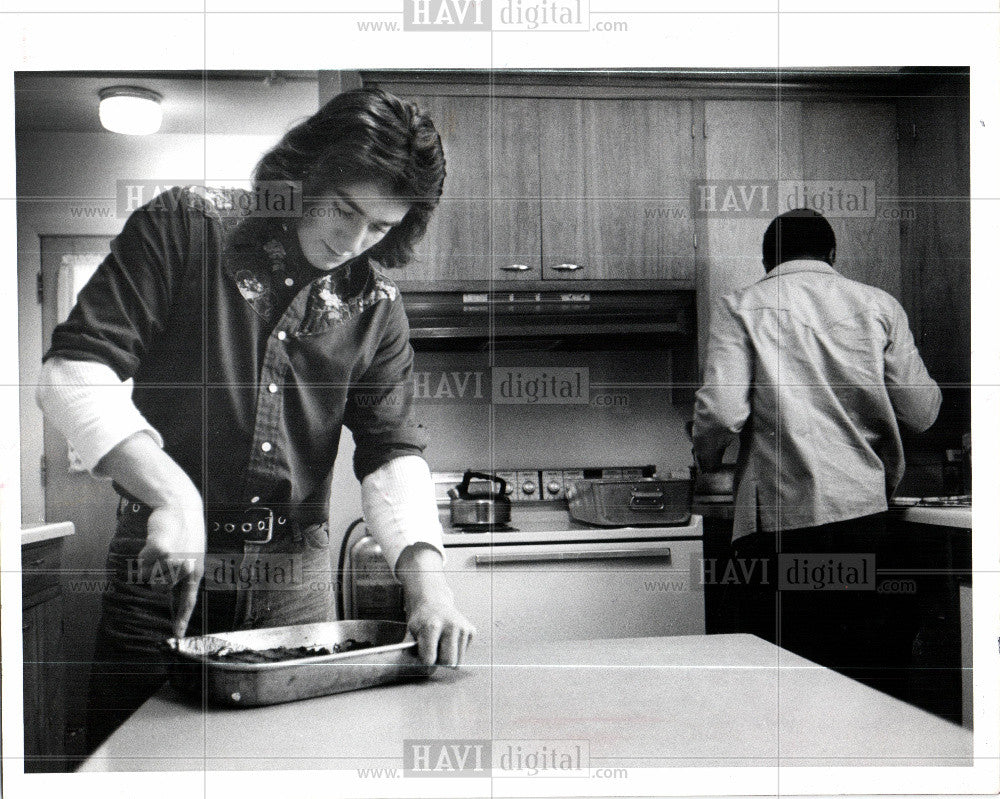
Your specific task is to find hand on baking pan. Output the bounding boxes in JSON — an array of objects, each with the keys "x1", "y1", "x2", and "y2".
[{"x1": 396, "y1": 543, "x2": 476, "y2": 668}]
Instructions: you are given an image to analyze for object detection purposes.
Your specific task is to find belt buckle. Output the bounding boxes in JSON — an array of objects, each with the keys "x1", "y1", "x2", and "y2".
[{"x1": 241, "y1": 507, "x2": 273, "y2": 545}]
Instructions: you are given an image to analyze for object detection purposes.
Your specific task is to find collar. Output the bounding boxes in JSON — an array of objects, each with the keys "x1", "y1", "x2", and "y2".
[{"x1": 760, "y1": 258, "x2": 837, "y2": 281}]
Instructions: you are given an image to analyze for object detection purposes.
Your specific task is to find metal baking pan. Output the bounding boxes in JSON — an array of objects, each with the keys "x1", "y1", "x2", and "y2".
[
  {"x1": 567, "y1": 477, "x2": 693, "y2": 527},
  {"x1": 164, "y1": 619, "x2": 435, "y2": 707}
]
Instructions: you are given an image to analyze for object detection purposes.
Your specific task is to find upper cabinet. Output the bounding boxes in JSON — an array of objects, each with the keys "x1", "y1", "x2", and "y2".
[
  {"x1": 373, "y1": 79, "x2": 698, "y2": 288},
  {"x1": 401, "y1": 93, "x2": 492, "y2": 282},
  {"x1": 364, "y1": 71, "x2": 963, "y2": 330},
  {"x1": 539, "y1": 99, "x2": 695, "y2": 281},
  {"x1": 698, "y1": 98, "x2": 901, "y2": 361}
]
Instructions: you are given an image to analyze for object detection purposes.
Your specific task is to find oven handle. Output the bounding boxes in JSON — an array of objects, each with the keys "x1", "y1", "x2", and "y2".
[{"x1": 473, "y1": 546, "x2": 672, "y2": 566}]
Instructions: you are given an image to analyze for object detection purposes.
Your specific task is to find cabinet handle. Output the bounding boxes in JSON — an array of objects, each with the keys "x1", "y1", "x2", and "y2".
[
  {"x1": 550, "y1": 263, "x2": 583, "y2": 272},
  {"x1": 499, "y1": 264, "x2": 531, "y2": 272},
  {"x1": 474, "y1": 546, "x2": 672, "y2": 566}
]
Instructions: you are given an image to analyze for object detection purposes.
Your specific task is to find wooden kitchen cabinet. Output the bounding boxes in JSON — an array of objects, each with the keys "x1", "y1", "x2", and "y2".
[
  {"x1": 896, "y1": 91, "x2": 971, "y2": 387},
  {"x1": 800, "y1": 101, "x2": 901, "y2": 298},
  {"x1": 491, "y1": 96, "x2": 543, "y2": 282},
  {"x1": 370, "y1": 77, "x2": 698, "y2": 287},
  {"x1": 22, "y1": 538, "x2": 67, "y2": 773},
  {"x1": 540, "y1": 98, "x2": 696, "y2": 281},
  {"x1": 403, "y1": 93, "x2": 492, "y2": 282},
  {"x1": 698, "y1": 99, "x2": 902, "y2": 362}
]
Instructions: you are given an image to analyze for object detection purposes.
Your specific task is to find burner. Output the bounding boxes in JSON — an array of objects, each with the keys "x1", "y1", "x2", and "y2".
[{"x1": 451, "y1": 522, "x2": 519, "y2": 533}]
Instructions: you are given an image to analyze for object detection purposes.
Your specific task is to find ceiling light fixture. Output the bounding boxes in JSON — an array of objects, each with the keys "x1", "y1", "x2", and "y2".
[{"x1": 98, "y1": 86, "x2": 163, "y2": 135}]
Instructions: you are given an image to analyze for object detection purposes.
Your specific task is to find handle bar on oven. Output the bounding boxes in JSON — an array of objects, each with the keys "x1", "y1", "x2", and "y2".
[{"x1": 473, "y1": 546, "x2": 672, "y2": 566}]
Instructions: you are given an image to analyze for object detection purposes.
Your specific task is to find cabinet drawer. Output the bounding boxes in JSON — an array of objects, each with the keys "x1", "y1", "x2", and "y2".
[{"x1": 22, "y1": 540, "x2": 62, "y2": 604}]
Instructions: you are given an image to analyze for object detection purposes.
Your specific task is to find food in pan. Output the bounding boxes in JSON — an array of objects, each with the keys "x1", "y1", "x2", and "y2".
[{"x1": 207, "y1": 638, "x2": 375, "y2": 664}]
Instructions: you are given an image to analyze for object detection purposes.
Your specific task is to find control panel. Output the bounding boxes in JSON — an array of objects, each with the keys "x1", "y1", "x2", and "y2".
[{"x1": 431, "y1": 465, "x2": 657, "y2": 503}]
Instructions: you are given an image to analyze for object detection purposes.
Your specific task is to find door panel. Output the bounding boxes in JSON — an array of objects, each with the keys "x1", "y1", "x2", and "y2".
[
  {"x1": 403, "y1": 95, "x2": 492, "y2": 282},
  {"x1": 445, "y1": 539, "x2": 705, "y2": 663},
  {"x1": 540, "y1": 99, "x2": 696, "y2": 281},
  {"x1": 701, "y1": 100, "x2": 804, "y2": 360},
  {"x1": 801, "y1": 102, "x2": 901, "y2": 299},
  {"x1": 491, "y1": 96, "x2": 542, "y2": 282}
]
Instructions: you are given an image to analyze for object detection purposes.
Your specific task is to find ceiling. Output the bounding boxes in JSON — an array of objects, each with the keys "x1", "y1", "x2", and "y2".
[{"x1": 15, "y1": 71, "x2": 320, "y2": 135}]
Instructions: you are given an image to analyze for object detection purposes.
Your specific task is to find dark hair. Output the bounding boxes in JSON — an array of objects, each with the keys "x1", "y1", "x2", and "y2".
[
  {"x1": 761, "y1": 208, "x2": 836, "y2": 271},
  {"x1": 242, "y1": 87, "x2": 446, "y2": 268}
]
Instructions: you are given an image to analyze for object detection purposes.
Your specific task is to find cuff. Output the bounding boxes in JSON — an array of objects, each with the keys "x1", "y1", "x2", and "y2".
[
  {"x1": 360, "y1": 455, "x2": 446, "y2": 575},
  {"x1": 36, "y1": 357, "x2": 164, "y2": 474}
]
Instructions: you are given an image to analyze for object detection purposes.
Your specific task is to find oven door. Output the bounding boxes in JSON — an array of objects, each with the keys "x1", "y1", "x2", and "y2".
[{"x1": 445, "y1": 537, "x2": 705, "y2": 661}]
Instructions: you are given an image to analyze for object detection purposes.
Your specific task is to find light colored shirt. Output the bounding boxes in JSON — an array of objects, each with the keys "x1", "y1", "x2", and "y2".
[
  {"x1": 36, "y1": 356, "x2": 444, "y2": 572},
  {"x1": 693, "y1": 259, "x2": 941, "y2": 539}
]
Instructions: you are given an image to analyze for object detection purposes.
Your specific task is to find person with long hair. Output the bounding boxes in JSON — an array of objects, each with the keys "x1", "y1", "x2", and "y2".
[{"x1": 37, "y1": 88, "x2": 475, "y2": 751}]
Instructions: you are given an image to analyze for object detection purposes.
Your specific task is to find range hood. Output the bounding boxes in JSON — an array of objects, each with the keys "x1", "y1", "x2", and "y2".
[{"x1": 403, "y1": 289, "x2": 694, "y2": 349}]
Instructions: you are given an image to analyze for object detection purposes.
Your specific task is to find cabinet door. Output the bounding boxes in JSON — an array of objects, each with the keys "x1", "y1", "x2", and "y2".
[
  {"x1": 540, "y1": 99, "x2": 696, "y2": 281},
  {"x1": 491, "y1": 97, "x2": 542, "y2": 282},
  {"x1": 444, "y1": 540, "x2": 705, "y2": 664},
  {"x1": 896, "y1": 95, "x2": 970, "y2": 386},
  {"x1": 800, "y1": 101, "x2": 901, "y2": 299},
  {"x1": 403, "y1": 94, "x2": 492, "y2": 282},
  {"x1": 23, "y1": 595, "x2": 65, "y2": 772},
  {"x1": 701, "y1": 100, "x2": 803, "y2": 359}
]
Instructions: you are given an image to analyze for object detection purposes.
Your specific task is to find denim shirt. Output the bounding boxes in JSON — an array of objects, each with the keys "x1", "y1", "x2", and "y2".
[
  {"x1": 693, "y1": 259, "x2": 941, "y2": 539},
  {"x1": 46, "y1": 187, "x2": 427, "y2": 523}
]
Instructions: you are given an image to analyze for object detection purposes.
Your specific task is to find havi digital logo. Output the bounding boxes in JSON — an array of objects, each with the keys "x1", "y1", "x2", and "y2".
[{"x1": 404, "y1": 0, "x2": 491, "y2": 30}]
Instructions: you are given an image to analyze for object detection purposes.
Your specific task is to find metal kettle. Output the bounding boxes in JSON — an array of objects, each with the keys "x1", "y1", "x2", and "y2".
[{"x1": 448, "y1": 471, "x2": 512, "y2": 528}]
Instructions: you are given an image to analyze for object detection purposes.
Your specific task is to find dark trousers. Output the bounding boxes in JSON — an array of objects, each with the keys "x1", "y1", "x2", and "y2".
[
  {"x1": 726, "y1": 513, "x2": 921, "y2": 701},
  {"x1": 85, "y1": 502, "x2": 335, "y2": 755}
]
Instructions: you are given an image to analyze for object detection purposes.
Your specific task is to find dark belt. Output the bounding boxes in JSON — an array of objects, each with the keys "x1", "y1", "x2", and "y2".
[{"x1": 119, "y1": 500, "x2": 293, "y2": 545}]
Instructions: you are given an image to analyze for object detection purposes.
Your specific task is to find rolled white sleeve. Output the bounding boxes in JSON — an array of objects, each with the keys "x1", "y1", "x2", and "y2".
[
  {"x1": 361, "y1": 455, "x2": 446, "y2": 575},
  {"x1": 35, "y1": 357, "x2": 164, "y2": 474}
]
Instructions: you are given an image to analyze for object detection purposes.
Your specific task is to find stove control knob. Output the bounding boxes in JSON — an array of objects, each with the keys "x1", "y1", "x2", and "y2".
[
  {"x1": 521, "y1": 480, "x2": 537, "y2": 496},
  {"x1": 547, "y1": 481, "x2": 562, "y2": 496}
]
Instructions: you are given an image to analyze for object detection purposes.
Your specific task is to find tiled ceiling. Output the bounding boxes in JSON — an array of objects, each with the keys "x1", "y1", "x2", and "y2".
[{"x1": 15, "y1": 71, "x2": 319, "y2": 135}]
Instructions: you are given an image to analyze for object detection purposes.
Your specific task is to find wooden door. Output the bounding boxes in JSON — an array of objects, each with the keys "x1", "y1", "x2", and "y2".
[
  {"x1": 800, "y1": 101, "x2": 901, "y2": 299},
  {"x1": 22, "y1": 594, "x2": 66, "y2": 772},
  {"x1": 400, "y1": 94, "x2": 492, "y2": 284},
  {"x1": 540, "y1": 98, "x2": 696, "y2": 281},
  {"x1": 701, "y1": 100, "x2": 804, "y2": 360},
  {"x1": 896, "y1": 95, "x2": 970, "y2": 386},
  {"x1": 490, "y1": 96, "x2": 542, "y2": 282},
  {"x1": 39, "y1": 235, "x2": 119, "y2": 763}
]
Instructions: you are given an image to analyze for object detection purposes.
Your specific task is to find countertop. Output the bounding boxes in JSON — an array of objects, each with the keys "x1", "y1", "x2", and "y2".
[
  {"x1": 892, "y1": 504, "x2": 972, "y2": 529},
  {"x1": 693, "y1": 500, "x2": 972, "y2": 529},
  {"x1": 80, "y1": 633, "x2": 972, "y2": 773},
  {"x1": 21, "y1": 521, "x2": 74, "y2": 546}
]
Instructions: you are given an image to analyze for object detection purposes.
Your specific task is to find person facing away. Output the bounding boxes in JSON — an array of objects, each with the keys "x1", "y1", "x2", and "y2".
[
  {"x1": 692, "y1": 207, "x2": 941, "y2": 540},
  {"x1": 691, "y1": 209, "x2": 942, "y2": 692}
]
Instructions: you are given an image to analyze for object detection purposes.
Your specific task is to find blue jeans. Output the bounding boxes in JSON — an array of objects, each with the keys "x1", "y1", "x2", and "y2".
[{"x1": 85, "y1": 500, "x2": 335, "y2": 753}]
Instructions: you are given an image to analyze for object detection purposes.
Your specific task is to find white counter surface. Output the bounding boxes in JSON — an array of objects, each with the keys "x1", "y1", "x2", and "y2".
[
  {"x1": 893, "y1": 504, "x2": 972, "y2": 529},
  {"x1": 80, "y1": 633, "x2": 972, "y2": 773},
  {"x1": 20, "y1": 521, "x2": 74, "y2": 546}
]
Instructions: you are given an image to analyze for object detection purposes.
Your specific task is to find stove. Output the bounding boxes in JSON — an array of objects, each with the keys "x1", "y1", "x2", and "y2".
[{"x1": 341, "y1": 464, "x2": 706, "y2": 650}]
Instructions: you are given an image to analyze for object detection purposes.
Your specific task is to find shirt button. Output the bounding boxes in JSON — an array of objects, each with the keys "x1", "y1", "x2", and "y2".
[
  {"x1": 268, "y1": 383, "x2": 278, "y2": 393},
  {"x1": 284, "y1": 277, "x2": 294, "y2": 287},
  {"x1": 250, "y1": 496, "x2": 260, "y2": 504},
  {"x1": 261, "y1": 442, "x2": 272, "y2": 452},
  {"x1": 276, "y1": 331, "x2": 287, "y2": 341}
]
